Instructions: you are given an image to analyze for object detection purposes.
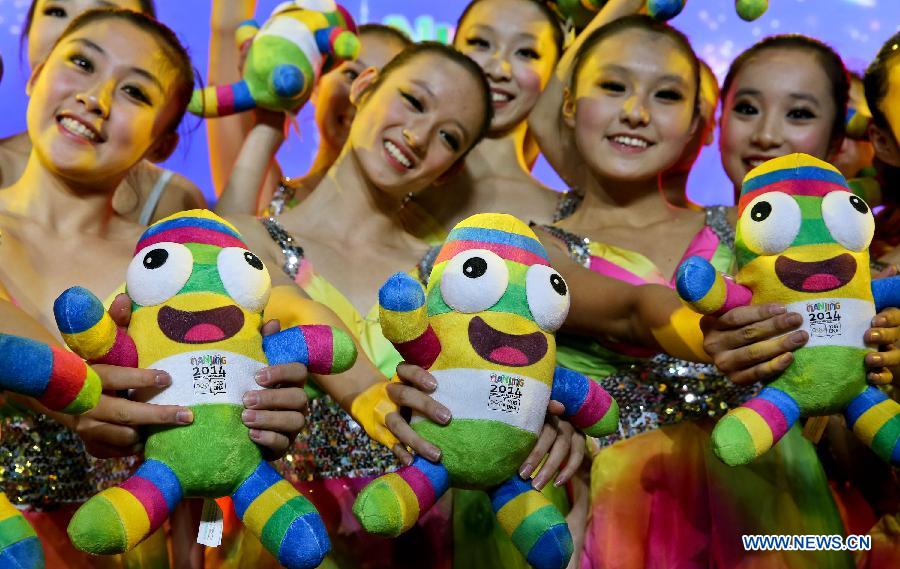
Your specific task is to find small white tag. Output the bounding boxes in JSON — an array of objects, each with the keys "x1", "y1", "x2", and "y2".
[
  {"x1": 197, "y1": 499, "x2": 223, "y2": 547},
  {"x1": 785, "y1": 298, "x2": 874, "y2": 349}
]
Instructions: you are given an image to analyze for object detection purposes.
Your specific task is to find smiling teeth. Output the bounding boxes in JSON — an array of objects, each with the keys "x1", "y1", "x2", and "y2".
[
  {"x1": 384, "y1": 140, "x2": 411, "y2": 168},
  {"x1": 747, "y1": 159, "x2": 766, "y2": 168},
  {"x1": 59, "y1": 117, "x2": 97, "y2": 141},
  {"x1": 612, "y1": 135, "x2": 648, "y2": 148},
  {"x1": 491, "y1": 92, "x2": 512, "y2": 102}
]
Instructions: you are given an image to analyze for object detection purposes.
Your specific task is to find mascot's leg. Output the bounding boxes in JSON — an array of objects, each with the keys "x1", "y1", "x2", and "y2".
[
  {"x1": 845, "y1": 386, "x2": 900, "y2": 465},
  {"x1": 231, "y1": 461, "x2": 329, "y2": 569},
  {"x1": 489, "y1": 476, "x2": 572, "y2": 569},
  {"x1": 68, "y1": 459, "x2": 183, "y2": 554},
  {"x1": 711, "y1": 386, "x2": 800, "y2": 466},
  {"x1": 0, "y1": 492, "x2": 43, "y2": 569},
  {"x1": 352, "y1": 456, "x2": 449, "y2": 537}
]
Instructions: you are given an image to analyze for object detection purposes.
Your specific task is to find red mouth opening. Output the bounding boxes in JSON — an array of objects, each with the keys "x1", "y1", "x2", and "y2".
[
  {"x1": 774, "y1": 254, "x2": 857, "y2": 293},
  {"x1": 158, "y1": 305, "x2": 244, "y2": 344},
  {"x1": 468, "y1": 316, "x2": 547, "y2": 367}
]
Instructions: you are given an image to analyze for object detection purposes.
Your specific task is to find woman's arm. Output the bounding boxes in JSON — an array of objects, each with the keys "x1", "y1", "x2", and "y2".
[
  {"x1": 529, "y1": 0, "x2": 644, "y2": 186},
  {"x1": 215, "y1": 112, "x2": 286, "y2": 215}
]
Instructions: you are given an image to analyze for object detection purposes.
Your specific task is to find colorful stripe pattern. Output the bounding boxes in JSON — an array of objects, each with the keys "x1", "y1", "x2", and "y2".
[
  {"x1": 54, "y1": 286, "x2": 138, "y2": 368},
  {"x1": 262, "y1": 324, "x2": 356, "y2": 374},
  {"x1": 676, "y1": 256, "x2": 753, "y2": 316},
  {"x1": 351, "y1": 456, "x2": 450, "y2": 537},
  {"x1": 550, "y1": 367, "x2": 618, "y2": 437},
  {"x1": 0, "y1": 334, "x2": 101, "y2": 415},
  {"x1": 845, "y1": 387, "x2": 900, "y2": 464},
  {"x1": 232, "y1": 461, "x2": 329, "y2": 569},
  {"x1": 0, "y1": 492, "x2": 43, "y2": 569},
  {"x1": 738, "y1": 162, "x2": 849, "y2": 214},
  {"x1": 378, "y1": 272, "x2": 441, "y2": 368},
  {"x1": 135, "y1": 210, "x2": 247, "y2": 254},
  {"x1": 711, "y1": 387, "x2": 802, "y2": 466},
  {"x1": 489, "y1": 476, "x2": 573, "y2": 569}
]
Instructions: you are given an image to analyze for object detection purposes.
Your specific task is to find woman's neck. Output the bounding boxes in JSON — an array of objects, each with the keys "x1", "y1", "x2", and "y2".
[
  {"x1": 0, "y1": 153, "x2": 123, "y2": 235},
  {"x1": 465, "y1": 121, "x2": 533, "y2": 180},
  {"x1": 300, "y1": 139, "x2": 343, "y2": 190},
  {"x1": 285, "y1": 147, "x2": 411, "y2": 247},
  {"x1": 568, "y1": 172, "x2": 684, "y2": 230}
]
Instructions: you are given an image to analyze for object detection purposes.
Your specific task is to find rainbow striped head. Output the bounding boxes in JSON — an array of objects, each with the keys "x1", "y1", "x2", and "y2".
[
  {"x1": 126, "y1": 210, "x2": 271, "y2": 364},
  {"x1": 425, "y1": 214, "x2": 569, "y2": 380},
  {"x1": 735, "y1": 154, "x2": 875, "y2": 301}
]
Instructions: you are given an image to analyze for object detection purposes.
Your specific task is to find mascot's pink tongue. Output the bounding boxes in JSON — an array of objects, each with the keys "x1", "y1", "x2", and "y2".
[
  {"x1": 185, "y1": 324, "x2": 226, "y2": 343},
  {"x1": 802, "y1": 274, "x2": 841, "y2": 291},
  {"x1": 490, "y1": 347, "x2": 528, "y2": 366}
]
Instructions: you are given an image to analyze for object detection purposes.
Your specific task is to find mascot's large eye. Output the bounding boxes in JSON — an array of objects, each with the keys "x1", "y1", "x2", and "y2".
[
  {"x1": 822, "y1": 191, "x2": 874, "y2": 252},
  {"x1": 526, "y1": 264, "x2": 570, "y2": 332},
  {"x1": 738, "y1": 192, "x2": 801, "y2": 255},
  {"x1": 126, "y1": 242, "x2": 193, "y2": 306},
  {"x1": 440, "y1": 249, "x2": 508, "y2": 313},
  {"x1": 218, "y1": 247, "x2": 272, "y2": 312}
]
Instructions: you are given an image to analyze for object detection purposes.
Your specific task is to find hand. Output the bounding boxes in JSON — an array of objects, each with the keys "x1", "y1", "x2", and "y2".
[
  {"x1": 242, "y1": 320, "x2": 310, "y2": 461},
  {"x1": 519, "y1": 408, "x2": 586, "y2": 491},
  {"x1": 384, "y1": 363, "x2": 452, "y2": 466},
  {"x1": 864, "y1": 308, "x2": 900, "y2": 386},
  {"x1": 701, "y1": 304, "x2": 807, "y2": 385}
]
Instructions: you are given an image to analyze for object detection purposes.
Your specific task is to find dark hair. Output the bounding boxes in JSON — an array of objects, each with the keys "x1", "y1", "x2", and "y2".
[
  {"x1": 50, "y1": 9, "x2": 193, "y2": 135},
  {"x1": 723, "y1": 35, "x2": 849, "y2": 151},
  {"x1": 571, "y1": 14, "x2": 700, "y2": 114},
  {"x1": 21, "y1": 0, "x2": 156, "y2": 59},
  {"x1": 865, "y1": 31, "x2": 900, "y2": 130},
  {"x1": 358, "y1": 23, "x2": 413, "y2": 49},
  {"x1": 360, "y1": 42, "x2": 494, "y2": 151},
  {"x1": 455, "y1": 0, "x2": 564, "y2": 59}
]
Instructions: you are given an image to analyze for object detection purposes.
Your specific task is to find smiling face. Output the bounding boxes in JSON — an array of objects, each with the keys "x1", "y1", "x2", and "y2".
[
  {"x1": 734, "y1": 154, "x2": 874, "y2": 301},
  {"x1": 26, "y1": 18, "x2": 182, "y2": 188},
  {"x1": 348, "y1": 51, "x2": 487, "y2": 198},
  {"x1": 313, "y1": 30, "x2": 408, "y2": 152},
  {"x1": 27, "y1": 0, "x2": 146, "y2": 68},
  {"x1": 454, "y1": 0, "x2": 559, "y2": 135},
  {"x1": 720, "y1": 48, "x2": 837, "y2": 192},
  {"x1": 568, "y1": 28, "x2": 698, "y2": 183}
]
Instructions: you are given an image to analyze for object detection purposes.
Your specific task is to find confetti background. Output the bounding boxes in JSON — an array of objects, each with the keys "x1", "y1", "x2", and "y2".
[{"x1": 0, "y1": 0, "x2": 897, "y2": 205}]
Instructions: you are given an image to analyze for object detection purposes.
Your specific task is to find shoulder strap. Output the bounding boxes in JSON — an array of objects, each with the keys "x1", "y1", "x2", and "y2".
[
  {"x1": 704, "y1": 206, "x2": 735, "y2": 250},
  {"x1": 259, "y1": 216, "x2": 305, "y2": 280},
  {"x1": 139, "y1": 169, "x2": 175, "y2": 226}
]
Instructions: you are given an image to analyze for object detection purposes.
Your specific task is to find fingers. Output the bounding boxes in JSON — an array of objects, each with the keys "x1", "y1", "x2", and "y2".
[
  {"x1": 255, "y1": 364, "x2": 308, "y2": 389},
  {"x1": 866, "y1": 308, "x2": 900, "y2": 346},
  {"x1": 88, "y1": 395, "x2": 193, "y2": 427},
  {"x1": 519, "y1": 422, "x2": 557, "y2": 480},
  {"x1": 75, "y1": 420, "x2": 143, "y2": 458},
  {"x1": 248, "y1": 428, "x2": 291, "y2": 460},
  {"x1": 243, "y1": 387, "x2": 308, "y2": 414},
  {"x1": 261, "y1": 319, "x2": 281, "y2": 337},
  {"x1": 108, "y1": 294, "x2": 132, "y2": 328},
  {"x1": 867, "y1": 368, "x2": 894, "y2": 386},
  {"x1": 554, "y1": 432, "x2": 586, "y2": 488},
  {"x1": 386, "y1": 382, "x2": 451, "y2": 425},
  {"x1": 714, "y1": 304, "x2": 786, "y2": 330},
  {"x1": 385, "y1": 412, "x2": 441, "y2": 464},
  {"x1": 705, "y1": 312, "x2": 803, "y2": 353},
  {"x1": 94, "y1": 364, "x2": 172, "y2": 391},
  {"x1": 396, "y1": 363, "x2": 438, "y2": 392},
  {"x1": 533, "y1": 423, "x2": 574, "y2": 491},
  {"x1": 547, "y1": 400, "x2": 565, "y2": 416},
  {"x1": 242, "y1": 409, "x2": 305, "y2": 435},
  {"x1": 727, "y1": 352, "x2": 795, "y2": 386},
  {"x1": 711, "y1": 331, "x2": 807, "y2": 383}
]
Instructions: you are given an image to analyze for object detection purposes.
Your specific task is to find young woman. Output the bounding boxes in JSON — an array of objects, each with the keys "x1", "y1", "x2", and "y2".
[
  {"x1": 0, "y1": 0, "x2": 206, "y2": 224},
  {"x1": 0, "y1": 10, "x2": 307, "y2": 567}
]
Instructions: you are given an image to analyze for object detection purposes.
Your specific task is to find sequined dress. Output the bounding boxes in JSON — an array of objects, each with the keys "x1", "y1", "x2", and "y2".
[{"x1": 538, "y1": 200, "x2": 852, "y2": 569}]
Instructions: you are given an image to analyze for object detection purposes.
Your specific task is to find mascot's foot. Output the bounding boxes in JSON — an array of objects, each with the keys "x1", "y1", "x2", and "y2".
[
  {"x1": 68, "y1": 493, "x2": 132, "y2": 554},
  {"x1": 352, "y1": 474, "x2": 417, "y2": 537},
  {"x1": 0, "y1": 493, "x2": 44, "y2": 569},
  {"x1": 711, "y1": 409, "x2": 766, "y2": 466}
]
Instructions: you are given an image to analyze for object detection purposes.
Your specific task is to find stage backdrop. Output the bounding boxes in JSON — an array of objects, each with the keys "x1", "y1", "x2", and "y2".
[{"x1": 0, "y1": 0, "x2": 897, "y2": 205}]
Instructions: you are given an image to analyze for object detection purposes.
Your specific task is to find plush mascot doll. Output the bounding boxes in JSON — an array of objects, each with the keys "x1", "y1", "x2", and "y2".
[
  {"x1": 53, "y1": 210, "x2": 357, "y2": 569},
  {"x1": 550, "y1": 0, "x2": 768, "y2": 29},
  {"x1": 676, "y1": 153, "x2": 900, "y2": 467},
  {"x1": 0, "y1": 334, "x2": 101, "y2": 569},
  {"x1": 189, "y1": 0, "x2": 359, "y2": 118},
  {"x1": 352, "y1": 213, "x2": 619, "y2": 569}
]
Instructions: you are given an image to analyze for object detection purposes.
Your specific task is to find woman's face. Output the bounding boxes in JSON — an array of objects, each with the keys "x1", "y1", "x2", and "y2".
[
  {"x1": 27, "y1": 18, "x2": 181, "y2": 186},
  {"x1": 719, "y1": 48, "x2": 836, "y2": 189},
  {"x1": 27, "y1": 0, "x2": 145, "y2": 68},
  {"x1": 314, "y1": 31, "x2": 407, "y2": 152},
  {"x1": 569, "y1": 28, "x2": 698, "y2": 183},
  {"x1": 455, "y1": 0, "x2": 558, "y2": 135},
  {"x1": 833, "y1": 77, "x2": 875, "y2": 177},
  {"x1": 349, "y1": 53, "x2": 486, "y2": 197}
]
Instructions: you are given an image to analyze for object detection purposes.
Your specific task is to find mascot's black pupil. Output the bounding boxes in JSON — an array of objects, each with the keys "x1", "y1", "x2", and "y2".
[
  {"x1": 850, "y1": 195, "x2": 868, "y2": 214},
  {"x1": 463, "y1": 257, "x2": 487, "y2": 278},
  {"x1": 550, "y1": 273, "x2": 567, "y2": 295},
  {"x1": 143, "y1": 249, "x2": 168, "y2": 269},
  {"x1": 750, "y1": 201, "x2": 772, "y2": 222},
  {"x1": 244, "y1": 251, "x2": 264, "y2": 270}
]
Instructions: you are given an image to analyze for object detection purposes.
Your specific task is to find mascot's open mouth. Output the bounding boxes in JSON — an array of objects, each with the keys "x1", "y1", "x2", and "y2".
[
  {"x1": 774, "y1": 253, "x2": 857, "y2": 293},
  {"x1": 158, "y1": 305, "x2": 244, "y2": 344},
  {"x1": 468, "y1": 316, "x2": 547, "y2": 367}
]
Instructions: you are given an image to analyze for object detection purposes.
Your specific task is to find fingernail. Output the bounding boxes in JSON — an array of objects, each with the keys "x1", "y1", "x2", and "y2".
[
  {"x1": 869, "y1": 353, "x2": 884, "y2": 366},
  {"x1": 769, "y1": 305, "x2": 786, "y2": 315},
  {"x1": 519, "y1": 464, "x2": 533, "y2": 479},
  {"x1": 532, "y1": 477, "x2": 546, "y2": 490},
  {"x1": 255, "y1": 369, "x2": 271, "y2": 385},
  {"x1": 436, "y1": 408, "x2": 451, "y2": 424},
  {"x1": 176, "y1": 410, "x2": 193, "y2": 424},
  {"x1": 250, "y1": 429, "x2": 262, "y2": 441},
  {"x1": 873, "y1": 316, "x2": 887, "y2": 327},
  {"x1": 155, "y1": 373, "x2": 171, "y2": 387},
  {"x1": 554, "y1": 477, "x2": 564, "y2": 487},
  {"x1": 424, "y1": 378, "x2": 437, "y2": 391},
  {"x1": 242, "y1": 410, "x2": 256, "y2": 424},
  {"x1": 779, "y1": 353, "x2": 794, "y2": 367},
  {"x1": 790, "y1": 331, "x2": 806, "y2": 345},
  {"x1": 429, "y1": 448, "x2": 441, "y2": 462},
  {"x1": 871, "y1": 330, "x2": 883, "y2": 341},
  {"x1": 786, "y1": 313, "x2": 803, "y2": 327},
  {"x1": 243, "y1": 392, "x2": 259, "y2": 408}
]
